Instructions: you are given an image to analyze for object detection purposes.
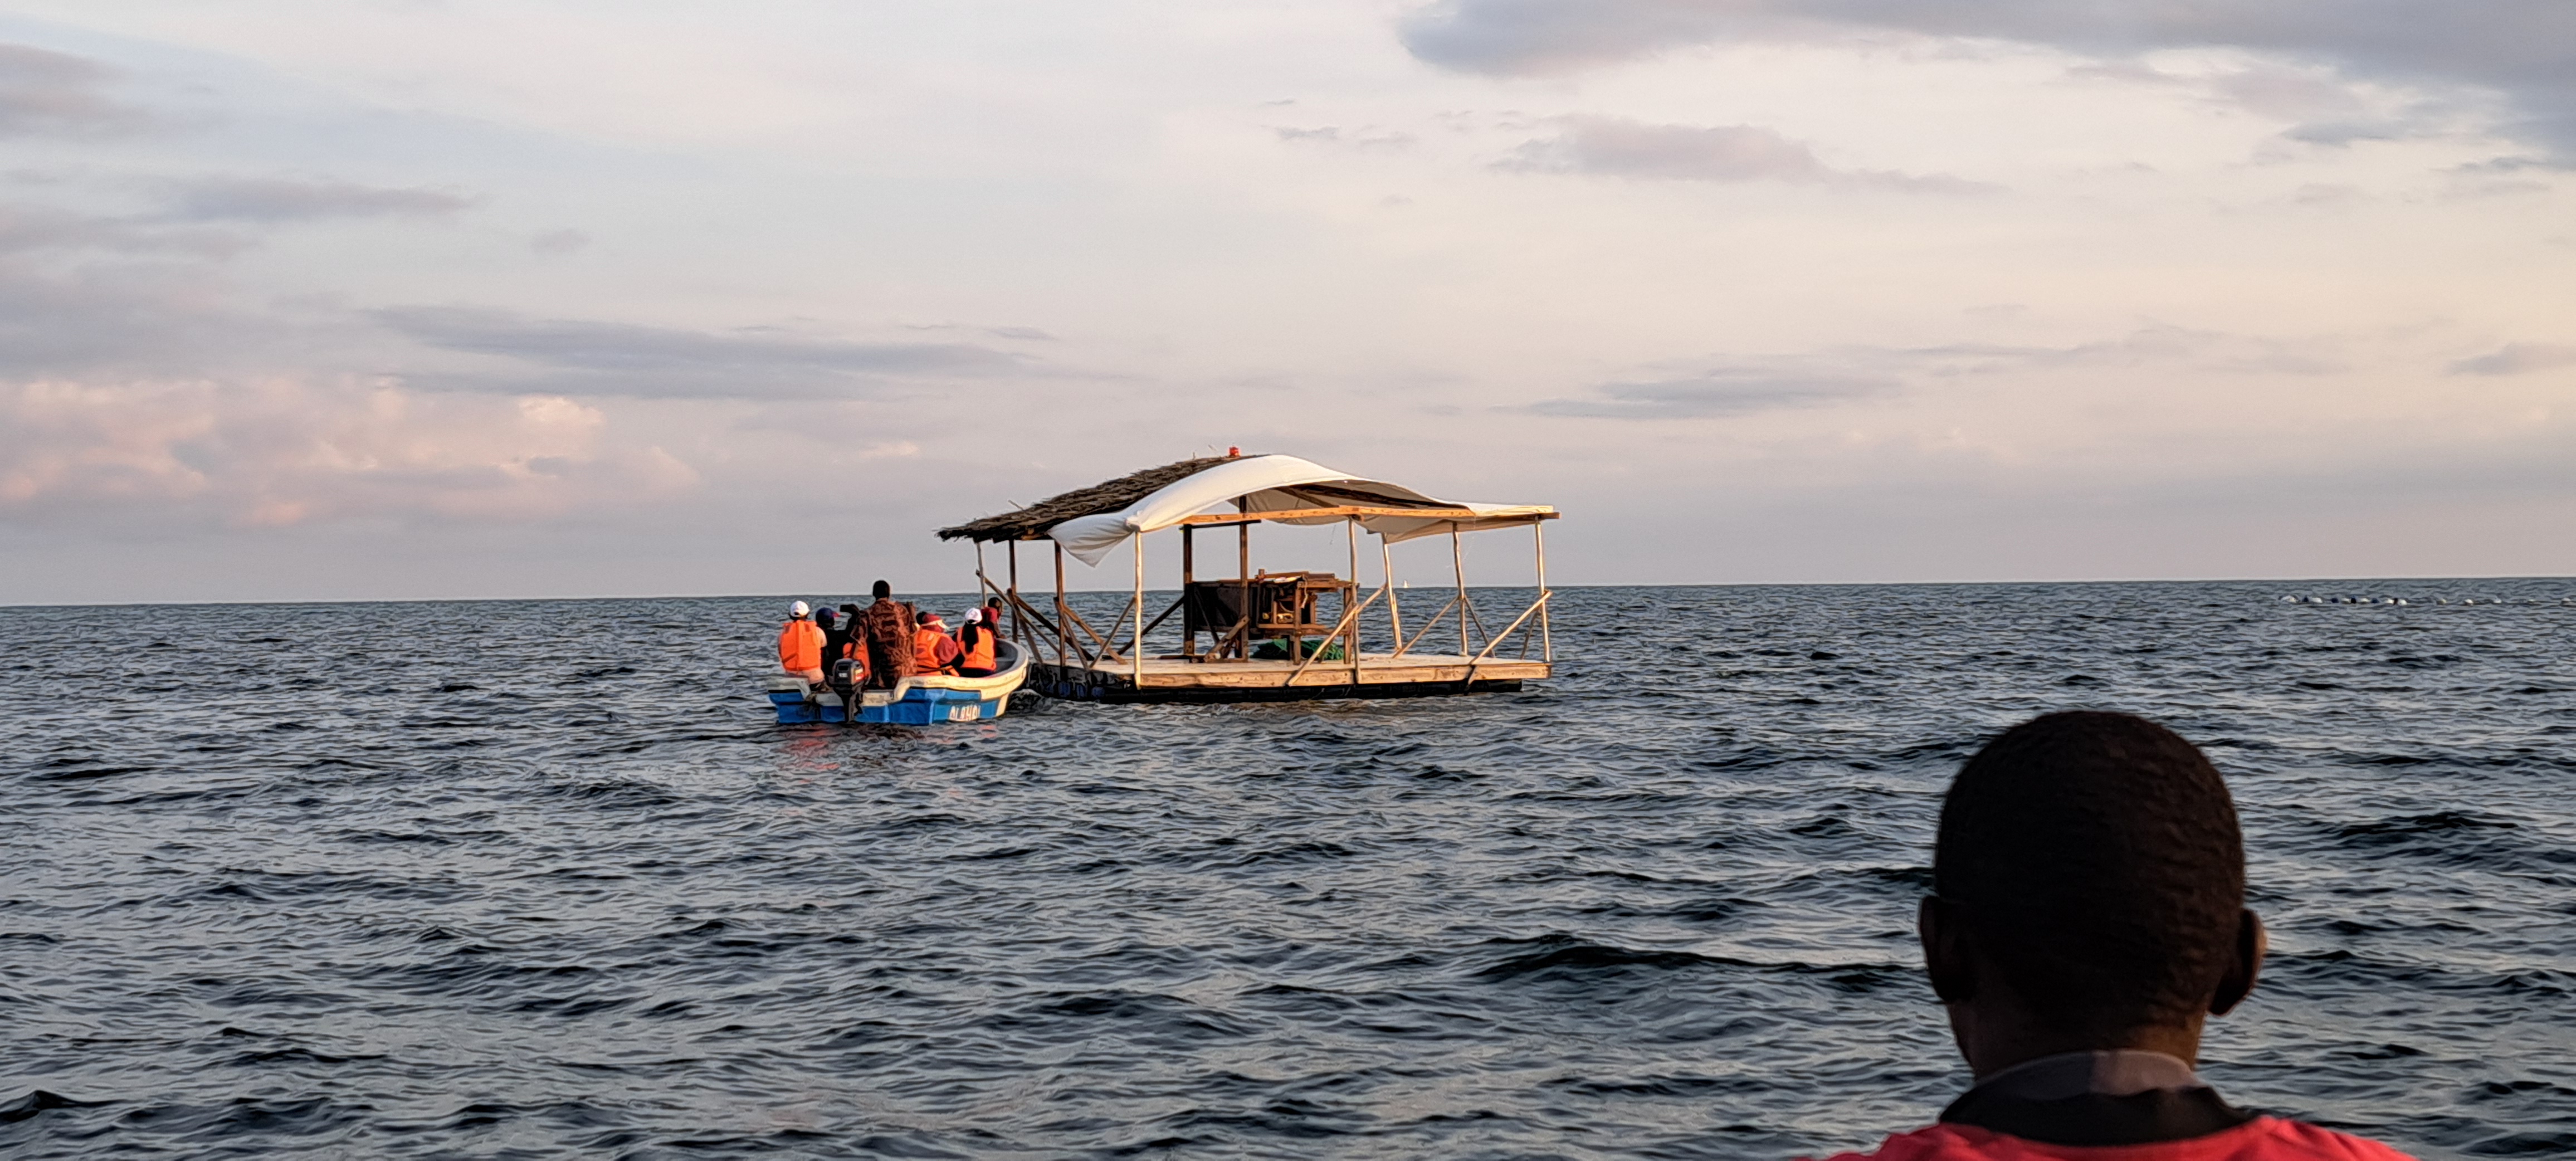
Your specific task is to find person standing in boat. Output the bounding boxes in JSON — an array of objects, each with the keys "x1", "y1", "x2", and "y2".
[
  {"x1": 856, "y1": 580, "x2": 917, "y2": 689},
  {"x1": 956, "y1": 609, "x2": 1000, "y2": 678},
  {"x1": 913, "y1": 612, "x2": 964, "y2": 676},
  {"x1": 776, "y1": 600, "x2": 826, "y2": 685},
  {"x1": 982, "y1": 597, "x2": 1008, "y2": 640},
  {"x1": 1809, "y1": 711, "x2": 2414, "y2": 1161}
]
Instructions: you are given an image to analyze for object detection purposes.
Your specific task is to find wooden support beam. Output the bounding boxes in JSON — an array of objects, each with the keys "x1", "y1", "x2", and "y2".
[
  {"x1": 1462, "y1": 591, "x2": 1550, "y2": 683},
  {"x1": 1534, "y1": 521, "x2": 1550, "y2": 664},
  {"x1": 1346, "y1": 517, "x2": 1362, "y2": 685},
  {"x1": 968, "y1": 509, "x2": 1554, "y2": 543},
  {"x1": 1180, "y1": 524, "x2": 1196, "y2": 658},
  {"x1": 996, "y1": 586, "x2": 1074, "y2": 662},
  {"x1": 1236, "y1": 499, "x2": 1250, "y2": 661},
  {"x1": 1383, "y1": 538, "x2": 1402, "y2": 656},
  {"x1": 1451, "y1": 525, "x2": 1470, "y2": 657},
  {"x1": 1177, "y1": 504, "x2": 1503, "y2": 526},
  {"x1": 1107, "y1": 595, "x2": 1186, "y2": 658},
  {"x1": 1286, "y1": 585, "x2": 1385, "y2": 685},
  {"x1": 1394, "y1": 594, "x2": 1458, "y2": 658},
  {"x1": 1055, "y1": 543, "x2": 1076, "y2": 665},
  {"x1": 1131, "y1": 534, "x2": 1145, "y2": 685}
]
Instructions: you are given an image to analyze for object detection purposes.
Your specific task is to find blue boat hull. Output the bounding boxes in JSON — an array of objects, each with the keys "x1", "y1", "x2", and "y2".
[{"x1": 769, "y1": 685, "x2": 1009, "y2": 725}]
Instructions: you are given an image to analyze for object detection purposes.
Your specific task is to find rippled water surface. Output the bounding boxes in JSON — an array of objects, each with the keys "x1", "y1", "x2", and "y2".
[{"x1": 6, "y1": 582, "x2": 2576, "y2": 1159}]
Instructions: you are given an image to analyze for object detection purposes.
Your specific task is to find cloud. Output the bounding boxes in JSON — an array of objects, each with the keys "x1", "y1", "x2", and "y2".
[
  {"x1": 1526, "y1": 324, "x2": 2348, "y2": 420},
  {"x1": 0, "y1": 43, "x2": 148, "y2": 138},
  {"x1": 166, "y1": 177, "x2": 475, "y2": 223},
  {"x1": 1505, "y1": 116, "x2": 1826, "y2": 181},
  {"x1": 1398, "y1": 0, "x2": 2576, "y2": 154},
  {"x1": 1528, "y1": 368, "x2": 1894, "y2": 418},
  {"x1": 905, "y1": 321, "x2": 1057, "y2": 342},
  {"x1": 0, "y1": 202, "x2": 242, "y2": 257},
  {"x1": 529, "y1": 228, "x2": 589, "y2": 255},
  {"x1": 1499, "y1": 115, "x2": 1980, "y2": 189},
  {"x1": 0, "y1": 377, "x2": 696, "y2": 525},
  {"x1": 2453, "y1": 155, "x2": 2571, "y2": 174},
  {"x1": 376, "y1": 306, "x2": 1030, "y2": 398},
  {"x1": 0, "y1": 214, "x2": 270, "y2": 377},
  {"x1": 1900, "y1": 326, "x2": 2348, "y2": 377},
  {"x1": 2448, "y1": 343, "x2": 2576, "y2": 376},
  {"x1": 1272, "y1": 125, "x2": 1418, "y2": 149}
]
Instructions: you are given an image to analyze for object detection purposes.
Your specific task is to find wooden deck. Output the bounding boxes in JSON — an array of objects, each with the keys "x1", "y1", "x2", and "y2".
[{"x1": 1028, "y1": 652, "x2": 1549, "y2": 703}]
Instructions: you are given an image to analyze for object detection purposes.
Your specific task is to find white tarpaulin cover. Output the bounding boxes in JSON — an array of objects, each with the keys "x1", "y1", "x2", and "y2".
[{"x1": 1048, "y1": 455, "x2": 1553, "y2": 566}]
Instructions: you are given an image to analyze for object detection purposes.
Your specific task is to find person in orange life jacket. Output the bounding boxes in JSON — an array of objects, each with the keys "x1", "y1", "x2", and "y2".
[
  {"x1": 955, "y1": 609, "x2": 999, "y2": 678},
  {"x1": 1809, "y1": 711, "x2": 2416, "y2": 1161},
  {"x1": 913, "y1": 612, "x2": 963, "y2": 676},
  {"x1": 775, "y1": 600, "x2": 826, "y2": 684}
]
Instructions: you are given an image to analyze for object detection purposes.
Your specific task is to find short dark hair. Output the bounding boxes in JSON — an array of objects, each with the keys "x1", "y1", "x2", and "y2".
[
  {"x1": 1934, "y1": 711, "x2": 2246, "y2": 1041},
  {"x1": 872, "y1": 580, "x2": 891, "y2": 599}
]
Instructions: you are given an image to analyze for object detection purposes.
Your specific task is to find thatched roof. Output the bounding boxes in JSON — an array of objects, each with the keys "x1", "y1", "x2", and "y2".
[{"x1": 936, "y1": 454, "x2": 1245, "y2": 542}]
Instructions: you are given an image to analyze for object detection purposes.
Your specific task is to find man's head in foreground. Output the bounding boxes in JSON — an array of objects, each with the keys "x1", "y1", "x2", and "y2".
[
  {"x1": 1924, "y1": 710, "x2": 2263, "y2": 1076},
  {"x1": 1814, "y1": 712, "x2": 2414, "y2": 1159}
]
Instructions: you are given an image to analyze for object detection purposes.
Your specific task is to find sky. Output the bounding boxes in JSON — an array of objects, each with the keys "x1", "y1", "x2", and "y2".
[{"x1": 0, "y1": 1, "x2": 2570, "y2": 604}]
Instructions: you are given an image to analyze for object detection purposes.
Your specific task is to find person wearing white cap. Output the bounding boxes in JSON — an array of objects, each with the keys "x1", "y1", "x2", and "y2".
[
  {"x1": 957, "y1": 608, "x2": 1000, "y2": 677},
  {"x1": 777, "y1": 600, "x2": 826, "y2": 684}
]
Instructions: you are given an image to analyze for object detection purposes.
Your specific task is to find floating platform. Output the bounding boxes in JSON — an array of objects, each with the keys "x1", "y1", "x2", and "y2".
[
  {"x1": 1028, "y1": 653, "x2": 1548, "y2": 704},
  {"x1": 936, "y1": 452, "x2": 1561, "y2": 711}
]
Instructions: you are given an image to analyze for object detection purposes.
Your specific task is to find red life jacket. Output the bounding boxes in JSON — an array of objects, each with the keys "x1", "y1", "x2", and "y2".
[
  {"x1": 777, "y1": 619, "x2": 824, "y2": 672},
  {"x1": 913, "y1": 626, "x2": 958, "y2": 674},
  {"x1": 1810, "y1": 1119, "x2": 2418, "y2": 1161}
]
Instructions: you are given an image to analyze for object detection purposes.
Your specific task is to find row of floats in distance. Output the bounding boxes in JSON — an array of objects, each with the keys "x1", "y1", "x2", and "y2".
[{"x1": 2277, "y1": 594, "x2": 2574, "y2": 606}]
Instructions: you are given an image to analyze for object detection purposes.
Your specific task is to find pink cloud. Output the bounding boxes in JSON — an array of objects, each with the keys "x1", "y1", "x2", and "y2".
[{"x1": 0, "y1": 377, "x2": 697, "y2": 525}]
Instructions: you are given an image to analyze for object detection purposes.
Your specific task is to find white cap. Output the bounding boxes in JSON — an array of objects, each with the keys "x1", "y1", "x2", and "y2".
[
  {"x1": 789, "y1": 600, "x2": 810, "y2": 617},
  {"x1": 964, "y1": 609, "x2": 982, "y2": 623}
]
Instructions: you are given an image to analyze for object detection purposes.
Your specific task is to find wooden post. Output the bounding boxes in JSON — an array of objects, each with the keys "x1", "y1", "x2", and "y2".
[
  {"x1": 1237, "y1": 499, "x2": 1251, "y2": 661},
  {"x1": 1383, "y1": 537, "x2": 1402, "y2": 657},
  {"x1": 1008, "y1": 540, "x2": 1022, "y2": 644},
  {"x1": 1055, "y1": 542, "x2": 1072, "y2": 667},
  {"x1": 1534, "y1": 521, "x2": 1551, "y2": 663},
  {"x1": 1181, "y1": 524, "x2": 1196, "y2": 659},
  {"x1": 1451, "y1": 524, "x2": 1469, "y2": 658},
  {"x1": 1144, "y1": 535, "x2": 1154, "y2": 690},
  {"x1": 1346, "y1": 517, "x2": 1362, "y2": 685}
]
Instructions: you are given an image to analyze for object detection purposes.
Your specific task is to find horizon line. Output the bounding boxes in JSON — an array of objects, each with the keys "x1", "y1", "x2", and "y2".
[{"x1": 6, "y1": 574, "x2": 2573, "y2": 611}]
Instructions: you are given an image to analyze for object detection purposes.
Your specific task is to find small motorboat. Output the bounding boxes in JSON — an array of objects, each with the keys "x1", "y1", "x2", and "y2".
[{"x1": 767, "y1": 641, "x2": 1028, "y2": 725}]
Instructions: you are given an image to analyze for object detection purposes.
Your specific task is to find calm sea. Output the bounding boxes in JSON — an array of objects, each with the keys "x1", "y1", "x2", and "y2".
[{"x1": 3, "y1": 582, "x2": 2573, "y2": 1159}]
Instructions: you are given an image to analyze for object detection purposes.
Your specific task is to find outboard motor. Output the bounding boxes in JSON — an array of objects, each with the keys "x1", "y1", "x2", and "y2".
[{"x1": 828, "y1": 657, "x2": 863, "y2": 723}]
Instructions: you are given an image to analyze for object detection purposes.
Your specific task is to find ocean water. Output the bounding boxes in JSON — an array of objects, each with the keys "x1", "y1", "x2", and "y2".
[{"x1": 3, "y1": 581, "x2": 2574, "y2": 1160}]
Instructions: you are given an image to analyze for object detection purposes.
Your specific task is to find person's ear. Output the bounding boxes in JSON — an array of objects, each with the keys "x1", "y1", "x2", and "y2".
[
  {"x1": 1921, "y1": 896, "x2": 1977, "y2": 1004},
  {"x1": 2208, "y1": 909, "x2": 2266, "y2": 1016}
]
